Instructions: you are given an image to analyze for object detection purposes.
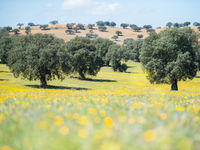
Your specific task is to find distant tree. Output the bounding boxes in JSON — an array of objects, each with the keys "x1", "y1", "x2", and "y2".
[
  {"x1": 12, "y1": 29, "x2": 20, "y2": 35},
  {"x1": 120, "y1": 23, "x2": 129, "y2": 29},
  {"x1": 183, "y1": 22, "x2": 191, "y2": 27},
  {"x1": 3, "y1": 26, "x2": 12, "y2": 32},
  {"x1": 137, "y1": 34, "x2": 143, "y2": 39},
  {"x1": 198, "y1": 26, "x2": 200, "y2": 31},
  {"x1": 65, "y1": 29, "x2": 74, "y2": 35},
  {"x1": 173, "y1": 23, "x2": 180, "y2": 28},
  {"x1": 28, "y1": 22, "x2": 35, "y2": 26},
  {"x1": 123, "y1": 39, "x2": 143, "y2": 62},
  {"x1": 112, "y1": 35, "x2": 118, "y2": 41},
  {"x1": 73, "y1": 26, "x2": 79, "y2": 33},
  {"x1": 86, "y1": 33, "x2": 98, "y2": 39},
  {"x1": 140, "y1": 28, "x2": 199, "y2": 91},
  {"x1": 88, "y1": 24, "x2": 95, "y2": 29},
  {"x1": 146, "y1": 28, "x2": 155, "y2": 33},
  {"x1": 0, "y1": 36, "x2": 12, "y2": 64},
  {"x1": 94, "y1": 38, "x2": 115, "y2": 66},
  {"x1": 98, "y1": 26, "x2": 107, "y2": 32},
  {"x1": 131, "y1": 25, "x2": 141, "y2": 32},
  {"x1": 143, "y1": 25, "x2": 152, "y2": 29},
  {"x1": 106, "y1": 44, "x2": 127, "y2": 72},
  {"x1": 66, "y1": 37, "x2": 102, "y2": 79},
  {"x1": 104, "y1": 21, "x2": 110, "y2": 26},
  {"x1": 25, "y1": 27, "x2": 31, "y2": 35},
  {"x1": 110, "y1": 22, "x2": 116, "y2": 27},
  {"x1": 193, "y1": 22, "x2": 200, "y2": 26},
  {"x1": 116, "y1": 31, "x2": 122, "y2": 36},
  {"x1": 17, "y1": 23, "x2": 24, "y2": 29},
  {"x1": 166, "y1": 22, "x2": 173, "y2": 28},
  {"x1": 49, "y1": 20, "x2": 58, "y2": 25},
  {"x1": 66, "y1": 24, "x2": 73, "y2": 29},
  {"x1": 40, "y1": 25, "x2": 49, "y2": 30},
  {"x1": 7, "y1": 34, "x2": 70, "y2": 88},
  {"x1": 77, "y1": 24, "x2": 85, "y2": 30},
  {"x1": 96, "y1": 21, "x2": 105, "y2": 26}
]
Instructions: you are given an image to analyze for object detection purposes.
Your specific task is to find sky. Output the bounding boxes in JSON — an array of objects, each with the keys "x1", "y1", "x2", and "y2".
[{"x1": 0, "y1": 0, "x2": 200, "y2": 28}]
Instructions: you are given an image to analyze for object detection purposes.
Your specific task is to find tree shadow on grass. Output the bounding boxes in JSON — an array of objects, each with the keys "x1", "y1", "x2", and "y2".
[
  {"x1": 0, "y1": 71, "x2": 9, "y2": 73},
  {"x1": 25, "y1": 85, "x2": 90, "y2": 90},
  {"x1": 81, "y1": 78, "x2": 117, "y2": 82},
  {"x1": 195, "y1": 76, "x2": 200, "y2": 78},
  {"x1": 0, "y1": 79, "x2": 9, "y2": 81}
]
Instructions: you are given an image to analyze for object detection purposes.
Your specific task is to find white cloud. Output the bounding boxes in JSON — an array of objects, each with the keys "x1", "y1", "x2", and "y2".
[
  {"x1": 46, "y1": 2, "x2": 53, "y2": 8},
  {"x1": 90, "y1": 2, "x2": 120, "y2": 15},
  {"x1": 62, "y1": 0, "x2": 91, "y2": 10}
]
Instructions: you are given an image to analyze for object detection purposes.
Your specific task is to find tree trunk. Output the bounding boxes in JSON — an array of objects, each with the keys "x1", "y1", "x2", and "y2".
[
  {"x1": 79, "y1": 71, "x2": 85, "y2": 80},
  {"x1": 40, "y1": 75, "x2": 47, "y2": 88},
  {"x1": 171, "y1": 79, "x2": 178, "y2": 91}
]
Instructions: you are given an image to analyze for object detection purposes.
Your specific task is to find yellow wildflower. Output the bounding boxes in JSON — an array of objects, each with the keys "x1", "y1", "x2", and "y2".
[
  {"x1": 104, "y1": 117, "x2": 114, "y2": 128},
  {"x1": 60, "y1": 127, "x2": 69, "y2": 136},
  {"x1": 54, "y1": 116, "x2": 64, "y2": 127},
  {"x1": 144, "y1": 130, "x2": 156, "y2": 142}
]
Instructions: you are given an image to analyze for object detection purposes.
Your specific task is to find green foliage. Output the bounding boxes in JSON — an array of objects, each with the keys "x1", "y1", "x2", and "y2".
[
  {"x1": 66, "y1": 37, "x2": 102, "y2": 79},
  {"x1": 12, "y1": 29, "x2": 20, "y2": 35},
  {"x1": 140, "y1": 28, "x2": 199, "y2": 90},
  {"x1": 123, "y1": 39, "x2": 143, "y2": 62},
  {"x1": 77, "y1": 24, "x2": 85, "y2": 30},
  {"x1": 3, "y1": 26, "x2": 12, "y2": 32},
  {"x1": 112, "y1": 35, "x2": 118, "y2": 41},
  {"x1": 173, "y1": 23, "x2": 180, "y2": 28},
  {"x1": 28, "y1": 22, "x2": 35, "y2": 26},
  {"x1": 25, "y1": 27, "x2": 31, "y2": 35},
  {"x1": 17, "y1": 23, "x2": 24, "y2": 29},
  {"x1": 88, "y1": 24, "x2": 95, "y2": 29},
  {"x1": 94, "y1": 38, "x2": 114, "y2": 66},
  {"x1": 98, "y1": 26, "x2": 107, "y2": 32},
  {"x1": 65, "y1": 29, "x2": 75, "y2": 35},
  {"x1": 0, "y1": 28, "x2": 9, "y2": 38},
  {"x1": 146, "y1": 28, "x2": 155, "y2": 33},
  {"x1": 50, "y1": 20, "x2": 58, "y2": 25},
  {"x1": 166, "y1": 22, "x2": 173, "y2": 28},
  {"x1": 131, "y1": 25, "x2": 141, "y2": 32},
  {"x1": 183, "y1": 22, "x2": 190, "y2": 27},
  {"x1": 110, "y1": 22, "x2": 116, "y2": 27},
  {"x1": 123, "y1": 38, "x2": 134, "y2": 45},
  {"x1": 0, "y1": 36, "x2": 12, "y2": 64},
  {"x1": 40, "y1": 25, "x2": 49, "y2": 30},
  {"x1": 96, "y1": 21, "x2": 105, "y2": 26},
  {"x1": 193, "y1": 22, "x2": 200, "y2": 26},
  {"x1": 137, "y1": 34, "x2": 143, "y2": 39},
  {"x1": 143, "y1": 25, "x2": 152, "y2": 29},
  {"x1": 120, "y1": 23, "x2": 129, "y2": 29},
  {"x1": 106, "y1": 44, "x2": 127, "y2": 72},
  {"x1": 86, "y1": 33, "x2": 98, "y2": 39},
  {"x1": 196, "y1": 47, "x2": 200, "y2": 70},
  {"x1": 116, "y1": 31, "x2": 122, "y2": 36},
  {"x1": 66, "y1": 24, "x2": 73, "y2": 29},
  {"x1": 7, "y1": 34, "x2": 69, "y2": 87}
]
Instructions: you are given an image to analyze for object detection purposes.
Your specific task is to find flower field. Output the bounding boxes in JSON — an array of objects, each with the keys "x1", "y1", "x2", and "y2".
[{"x1": 0, "y1": 62, "x2": 200, "y2": 150}]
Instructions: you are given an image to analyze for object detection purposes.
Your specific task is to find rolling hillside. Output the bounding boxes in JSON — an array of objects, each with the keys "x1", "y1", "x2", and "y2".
[{"x1": 15, "y1": 24, "x2": 200, "y2": 44}]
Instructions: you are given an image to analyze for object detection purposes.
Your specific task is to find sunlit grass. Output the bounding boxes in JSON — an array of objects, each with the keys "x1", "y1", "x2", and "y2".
[{"x1": 0, "y1": 62, "x2": 200, "y2": 150}]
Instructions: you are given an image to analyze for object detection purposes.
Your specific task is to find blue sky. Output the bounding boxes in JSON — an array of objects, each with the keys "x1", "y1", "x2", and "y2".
[{"x1": 0, "y1": 0, "x2": 200, "y2": 28}]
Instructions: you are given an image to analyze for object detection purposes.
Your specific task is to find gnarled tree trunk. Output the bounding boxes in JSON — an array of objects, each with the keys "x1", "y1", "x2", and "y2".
[
  {"x1": 40, "y1": 75, "x2": 47, "y2": 88},
  {"x1": 171, "y1": 79, "x2": 178, "y2": 91},
  {"x1": 79, "y1": 70, "x2": 85, "y2": 80}
]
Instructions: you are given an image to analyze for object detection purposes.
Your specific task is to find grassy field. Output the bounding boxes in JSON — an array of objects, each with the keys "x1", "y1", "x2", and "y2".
[{"x1": 0, "y1": 62, "x2": 200, "y2": 150}]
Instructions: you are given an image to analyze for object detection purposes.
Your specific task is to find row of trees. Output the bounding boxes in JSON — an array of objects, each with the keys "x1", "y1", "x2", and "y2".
[
  {"x1": 0, "y1": 29, "x2": 142, "y2": 87},
  {"x1": 0, "y1": 27, "x2": 200, "y2": 91}
]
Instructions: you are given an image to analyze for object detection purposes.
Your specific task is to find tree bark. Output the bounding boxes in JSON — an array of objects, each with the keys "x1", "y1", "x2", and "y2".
[
  {"x1": 79, "y1": 71, "x2": 85, "y2": 80},
  {"x1": 171, "y1": 79, "x2": 178, "y2": 91},
  {"x1": 40, "y1": 75, "x2": 47, "y2": 88}
]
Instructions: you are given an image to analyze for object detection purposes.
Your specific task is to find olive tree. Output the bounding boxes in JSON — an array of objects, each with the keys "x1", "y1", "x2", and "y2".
[
  {"x1": 66, "y1": 37, "x2": 102, "y2": 79},
  {"x1": 7, "y1": 34, "x2": 71, "y2": 88},
  {"x1": 140, "y1": 28, "x2": 199, "y2": 91}
]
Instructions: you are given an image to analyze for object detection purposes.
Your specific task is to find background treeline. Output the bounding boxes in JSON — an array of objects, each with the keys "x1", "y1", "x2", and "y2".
[
  {"x1": 0, "y1": 27, "x2": 200, "y2": 91},
  {"x1": 0, "y1": 28, "x2": 142, "y2": 87}
]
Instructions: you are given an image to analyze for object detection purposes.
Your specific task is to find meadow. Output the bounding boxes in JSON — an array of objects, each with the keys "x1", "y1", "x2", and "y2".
[{"x1": 0, "y1": 62, "x2": 200, "y2": 150}]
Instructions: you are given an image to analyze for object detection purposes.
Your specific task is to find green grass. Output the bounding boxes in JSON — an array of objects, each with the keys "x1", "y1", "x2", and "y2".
[{"x1": 0, "y1": 62, "x2": 200, "y2": 150}]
